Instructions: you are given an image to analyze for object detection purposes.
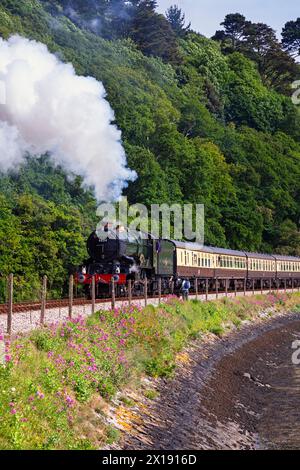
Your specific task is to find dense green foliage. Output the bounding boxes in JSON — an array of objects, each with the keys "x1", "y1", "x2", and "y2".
[
  {"x1": 0, "y1": 0, "x2": 300, "y2": 299},
  {"x1": 0, "y1": 157, "x2": 97, "y2": 300}
]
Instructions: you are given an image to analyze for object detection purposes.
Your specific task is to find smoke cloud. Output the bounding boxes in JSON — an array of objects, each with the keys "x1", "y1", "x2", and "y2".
[{"x1": 0, "y1": 35, "x2": 135, "y2": 200}]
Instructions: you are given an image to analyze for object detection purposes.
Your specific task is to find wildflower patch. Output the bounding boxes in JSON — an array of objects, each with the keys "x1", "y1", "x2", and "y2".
[{"x1": 0, "y1": 293, "x2": 299, "y2": 449}]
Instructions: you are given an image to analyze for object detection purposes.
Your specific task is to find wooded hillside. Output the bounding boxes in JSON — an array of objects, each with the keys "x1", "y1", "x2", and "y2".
[{"x1": 1, "y1": 0, "x2": 300, "y2": 299}]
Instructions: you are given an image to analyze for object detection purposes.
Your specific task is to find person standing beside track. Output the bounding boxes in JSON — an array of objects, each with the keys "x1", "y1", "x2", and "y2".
[{"x1": 181, "y1": 279, "x2": 191, "y2": 301}]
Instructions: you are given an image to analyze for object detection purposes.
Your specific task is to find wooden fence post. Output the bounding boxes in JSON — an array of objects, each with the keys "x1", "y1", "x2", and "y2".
[
  {"x1": 261, "y1": 278, "x2": 263, "y2": 295},
  {"x1": 284, "y1": 278, "x2": 287, "y2": 293},
  {"x1": 215, "y1": 277, "x2": 218, "y2": 300},
  {"x1": 195, "y1": 278, "x2": 198, "y2": 300},
  {"x1": 225, "y1": 279, "x2": 228, "y2": 298},
  {"x1": 69, "y1": 274, "x2": 73, "y2": 319},
  {"x1": 292, "y1": 278, "x2": 294, "y2": 294},
  {"x1": 111, "y1": 278, "x2": 116, "y2": 310},
  {"x1": 40, "y1": 275, "x2": 47, "y2": 326},
  {"x1": 158, "y1": 277, "x2": 162, "y2": 305},
  {"x1": 7, "y1": 273, "x2": 13, "y2": 336},
  {"x1": 244, "y1": 278, "x2": 246, "y2": 296},
  {"x1": 205, "y1": 279, "x2": 208, "y2": 301},
  {"x1": 91, "y1": 275, "x2": 96, "y2": 315},
  {"x1": 252, "y1": 279, "x2": 255, "y2": 295},
  {"x1": 234, "y1": 279, "x2": 237, "y2": 297},
  {"x1": 128, "y1": 279, "x2": 132, "y2": 307},
  {"x1": 144, "y1": 278, "x2": 148, "y2": 307}
]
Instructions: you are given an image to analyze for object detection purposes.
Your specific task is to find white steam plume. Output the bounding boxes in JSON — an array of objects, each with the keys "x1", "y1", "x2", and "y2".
[{"x1": 0, "y1": 35, "x2": 135, "y2": 200}]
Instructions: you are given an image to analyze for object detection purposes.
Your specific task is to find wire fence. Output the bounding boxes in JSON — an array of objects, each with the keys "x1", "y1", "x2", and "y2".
[
  {"x1": 0, "y1": 274, "x2": 299, "y2": 336},
  {"x1": 0, "y1": 275, "x2": 162, "y2": 336}
]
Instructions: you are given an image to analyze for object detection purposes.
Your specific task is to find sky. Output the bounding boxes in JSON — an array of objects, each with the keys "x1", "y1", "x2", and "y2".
[{"x1": 157, "y1": 0, "x2": 299, "y2": 39}]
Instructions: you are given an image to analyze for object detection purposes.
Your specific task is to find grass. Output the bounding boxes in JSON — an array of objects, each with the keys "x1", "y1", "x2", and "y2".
[
  {"x1": 144, "y1": 389, "x2": 159, "y2": 400},
  {"x1": 0, "y1": 292, "x2": 299, "y2": 449}
]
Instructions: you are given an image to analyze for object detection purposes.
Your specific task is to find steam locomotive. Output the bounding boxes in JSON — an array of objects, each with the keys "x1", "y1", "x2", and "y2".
[{"x1": 76, "y1": 224, "x2": 300, "y2": 297}]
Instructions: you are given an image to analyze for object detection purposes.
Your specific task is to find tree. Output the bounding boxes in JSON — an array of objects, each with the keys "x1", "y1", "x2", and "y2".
[
  {"x1": 213, "y1": 14, "x2": 299, "y2": 95},
  {"x1": 130, "y1": 0, "x2": 181, "y2": 64},
  {"x1": 259, "y1": 44, "x2": 299, "y2": 95},
  {"x1": 103, "y1": 0, "x2": 139, "y2": 39},
  {"x1": 275, "y1": 220, "x2": 300, "y2": 256},
  {"x1": 166, "y1": 5, "x2": 190, "y2": 38},
  {"x1": 243, "y1": 22, "x2": 299, "y2": 94},
  {"x1": 219, "y1": 13, "x2": 248, "y2": 47},
  {"x1": 282, "y1": 18, "x2": 300, "y2": 57},
  {"x1": 243, "y1": 22, "x2": 277, "y2": 57}
]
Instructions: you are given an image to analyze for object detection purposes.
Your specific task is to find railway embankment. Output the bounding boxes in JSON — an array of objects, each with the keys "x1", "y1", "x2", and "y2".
[
  {"x1": 1, "y1": 293, "x2": 300, "y2": 450},
  {"x1": 109, "y1": 302, "x2": 300, "y2": 450}
]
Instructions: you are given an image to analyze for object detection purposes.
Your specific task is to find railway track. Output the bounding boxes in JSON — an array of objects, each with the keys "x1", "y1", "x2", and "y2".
[
  {"x1": 0, "y1": 294, "x2": 165, "y2": 315},
  {"x1": 0, "y1": 287, "x2": 297, "y2": 315},
  {"x1": 0, "y1": 296, "x2": 132, "y2": 315}
]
